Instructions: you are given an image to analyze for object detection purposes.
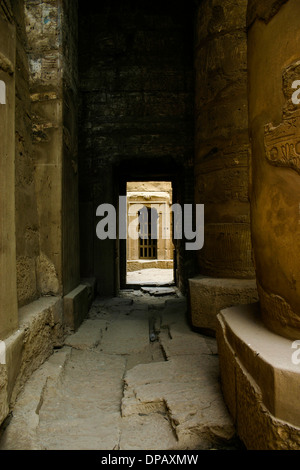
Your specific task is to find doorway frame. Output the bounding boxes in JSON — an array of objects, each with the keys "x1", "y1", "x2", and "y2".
[{"x1": 115, "y1": 160, "x2": 181, "y2": 291}]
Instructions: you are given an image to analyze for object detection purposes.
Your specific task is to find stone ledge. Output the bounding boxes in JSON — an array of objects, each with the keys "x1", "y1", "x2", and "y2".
[
  {"x1": 80, "y1": 277, "x2": 96, "y2": 309},
  {"x1": 217, "y1": 303, "x2": 300, "y2": 449},
  {"x1": 188, "y1": 275, "x2": 258, "y2": 333},
  {"x1": 0, "y1": 296, "x2": 63, "y2": 427},
  {"x1": 64, "y1": 284, "x2": 89, "y2": 332},
  {"x1": 0, "y1": 347, "x2": 71, "y2": 450}
]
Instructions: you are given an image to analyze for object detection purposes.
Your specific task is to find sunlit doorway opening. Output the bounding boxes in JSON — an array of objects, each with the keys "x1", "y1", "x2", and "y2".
[{"x1": 126, "y1": 181, "x2": 175, "y2": 286}]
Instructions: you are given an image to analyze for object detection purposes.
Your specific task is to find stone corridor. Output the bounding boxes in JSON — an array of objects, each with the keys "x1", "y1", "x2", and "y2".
[{"x1": 0, "y1": 291, "x2": 239, "y2": 451}]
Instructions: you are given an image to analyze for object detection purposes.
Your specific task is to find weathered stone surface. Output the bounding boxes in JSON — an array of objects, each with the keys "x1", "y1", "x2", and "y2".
[
  {"x1": 247, "y1": 0, "x2": 289, "y2": 26},
  {"x1": 0, "y1": 366, "x2": 9, "y2": 427},
  {"x1": 36, "y1": 253, "x2": 60, "y2": 297},
  {"x1": 4, "y1": 329, "x2": 24, "y2": 404},
  {"x1": 37, "y1": 348, "x2": 126, "y2": 450},
  {"x1": 63, "y1": 284, "x2": 89, "y2": 332},
  {"x1": 194, "y1": 0, "x2": 254, "y2": 280},
  {"x1": 248, "y1": 0, "x2": 300, "y2": 339},
  {"x1": 120, "y1": 414, "x2": 179, "y2": 451},
  {"x1": 7, "y1": 297, "x2": 64, "y2": 408},
  {"x1": 197, "y1": 224, "x2": 254, "y2": 279},
  {"x1": 64, "y1": 319, "x2": 105, "y2": 350},
  {"x1": 189, "y1": 276, "x2": 258, "y2": 332},
  {"x1": 120, "y1": 294, "x2": 236, "y2": 450},
  {"x1": 0, "y1": 3, "x2": 18, "y2": 339},
  {"x1": 12, "y1": 0, "x2": 41, "y2": 308},
  {"x1": 99, "y1": 316, "x2": 149, "y2": 355},
  {"x1": 23, "y1": 0, "x2": 80, "y2": 304},
  {"x1": 217, "y1": 303, "x2": 300, "y2": 449},
  {"x1": 122, "y1": 354, "x2": 235, "y2": 449},
  {"x1": 0, "y1": 347, "x2": 71, "y2": 450},
  {"x1": 16, "y1": 257, "x2": 37, "y2": 307},
  {"x1": 80, "y1": 277, "x2": 97, "y2": 309},
  {"x1": 196, "y1": 0, "x2": 248, "y2": 41},
  {"x1": 0, "y1": 294, "x2": 237, "y2": 450}
]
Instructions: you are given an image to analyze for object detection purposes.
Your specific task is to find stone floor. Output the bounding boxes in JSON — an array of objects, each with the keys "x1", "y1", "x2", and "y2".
[
  {"x1": 126, "y1": 268, "x2": 174, "y2": 285},
  {"x1": 0, "y1": 290, "x2": 242, "y2": 451}
]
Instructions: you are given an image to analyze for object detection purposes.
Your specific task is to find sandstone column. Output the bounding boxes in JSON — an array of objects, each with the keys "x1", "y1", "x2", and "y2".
[
  {"x1": 0, "y1": 3, "x2": 18, "y2": 339},
  {"x1": 189, "y1": 0, "x2": 258, "y2": 333},
  {"x1": 215, "y1": 0, "x2": 300, "y2": 449},
  {"x1": 247, "y1": 0, "x2": 300, "y2": 339}
]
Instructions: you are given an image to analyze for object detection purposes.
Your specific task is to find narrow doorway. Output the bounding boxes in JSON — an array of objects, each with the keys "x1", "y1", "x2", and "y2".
[{"x1": 126, "y1": 181, "x2": 175, "y2": 286}]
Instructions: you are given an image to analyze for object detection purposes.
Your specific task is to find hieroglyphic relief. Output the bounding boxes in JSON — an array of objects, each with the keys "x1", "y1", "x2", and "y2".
[
  {"x1": 264, "y1": 114, "x2": 300, "y2": 174},
  {"x1": 264, "y1": 61, "x2": 300, "y2": 174}
]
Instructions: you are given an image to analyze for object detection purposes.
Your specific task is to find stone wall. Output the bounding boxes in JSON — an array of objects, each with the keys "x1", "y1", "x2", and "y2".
[
  {"x1": 12, "y1": 0, "x2": 40, "y2": 308},
  {"x1": 0, "y1": 0, "x2": 84, "y2": 428},
  {"x1": 0, "y1": 1, "x2": 18, "y2": 339},
  {"x1": 25, "y1": 0, "x2": 80, "y2": 297},
  {"x1": 25, "y1": 0, "x2": 64, "y2": 296},
  {"x1": 78, "y1": 0, "x2": 195, "y2": 296}
]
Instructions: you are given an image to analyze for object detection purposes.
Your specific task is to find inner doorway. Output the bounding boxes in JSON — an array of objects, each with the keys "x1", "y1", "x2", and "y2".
[{"x1": 126, "y1": 181, "x2": 174, "y2": 286}]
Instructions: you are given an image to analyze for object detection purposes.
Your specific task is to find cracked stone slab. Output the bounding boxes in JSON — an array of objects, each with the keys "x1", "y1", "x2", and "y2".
[
  {"x1": 119, "y1": 413, "x2": 179, "y2": 450},
  {"x1": 37, "y1": 412, "x2": 122, "y2": 450},
  {"x1": 98, "y1": 316, "x2": 149, "y2": 355},
  {"x1": 125, "y1": 342, "x2": 166, "y2": 370},
  {"x1": 36, "y1": 350, "x2": 126, "y2": 450},
  {"x1": 64, "y1": 319, "x2": 106, "y2": 350},
  {"x1": 160, "y1": 328, "x2": 214, "y2": 358},
  {"x1": 121, "y1": 355, "x2": 235, "y2": 449},
  {"x1": 0, "y1": 347, "x2": 71, "y2": 450}
]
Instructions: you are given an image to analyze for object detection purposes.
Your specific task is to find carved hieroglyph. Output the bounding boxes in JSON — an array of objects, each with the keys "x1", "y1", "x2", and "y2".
[{"x1": 264, "y1": 61, "x2": 300, "y2": 174}]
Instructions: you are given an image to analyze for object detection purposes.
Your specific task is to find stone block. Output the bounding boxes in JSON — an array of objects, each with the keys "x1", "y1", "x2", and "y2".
[
  {"x1": 80, "y1": 277, "x2": 97, "y2": 309},
  {"x1": 0, "y1": 297, "x2": 64, "y2": 426},
  {"x1": 5, "y1": 329, "x2": 25, "y2": 404},
  {"x1": 64, "y1": 284, "x2": 89, "y2": 331},
  {"x1": 0, "y1": 366, "x2": 9, "y2": 426},
  {"x1": 216, "y1": 303, "x2": 300, "y2": 449},
  {"x1": 189, "y1": 276, "x2": 258, "y2": 333},
  {"x1": 11, "y1": 297, "x2": 64, "y2": 401}
]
